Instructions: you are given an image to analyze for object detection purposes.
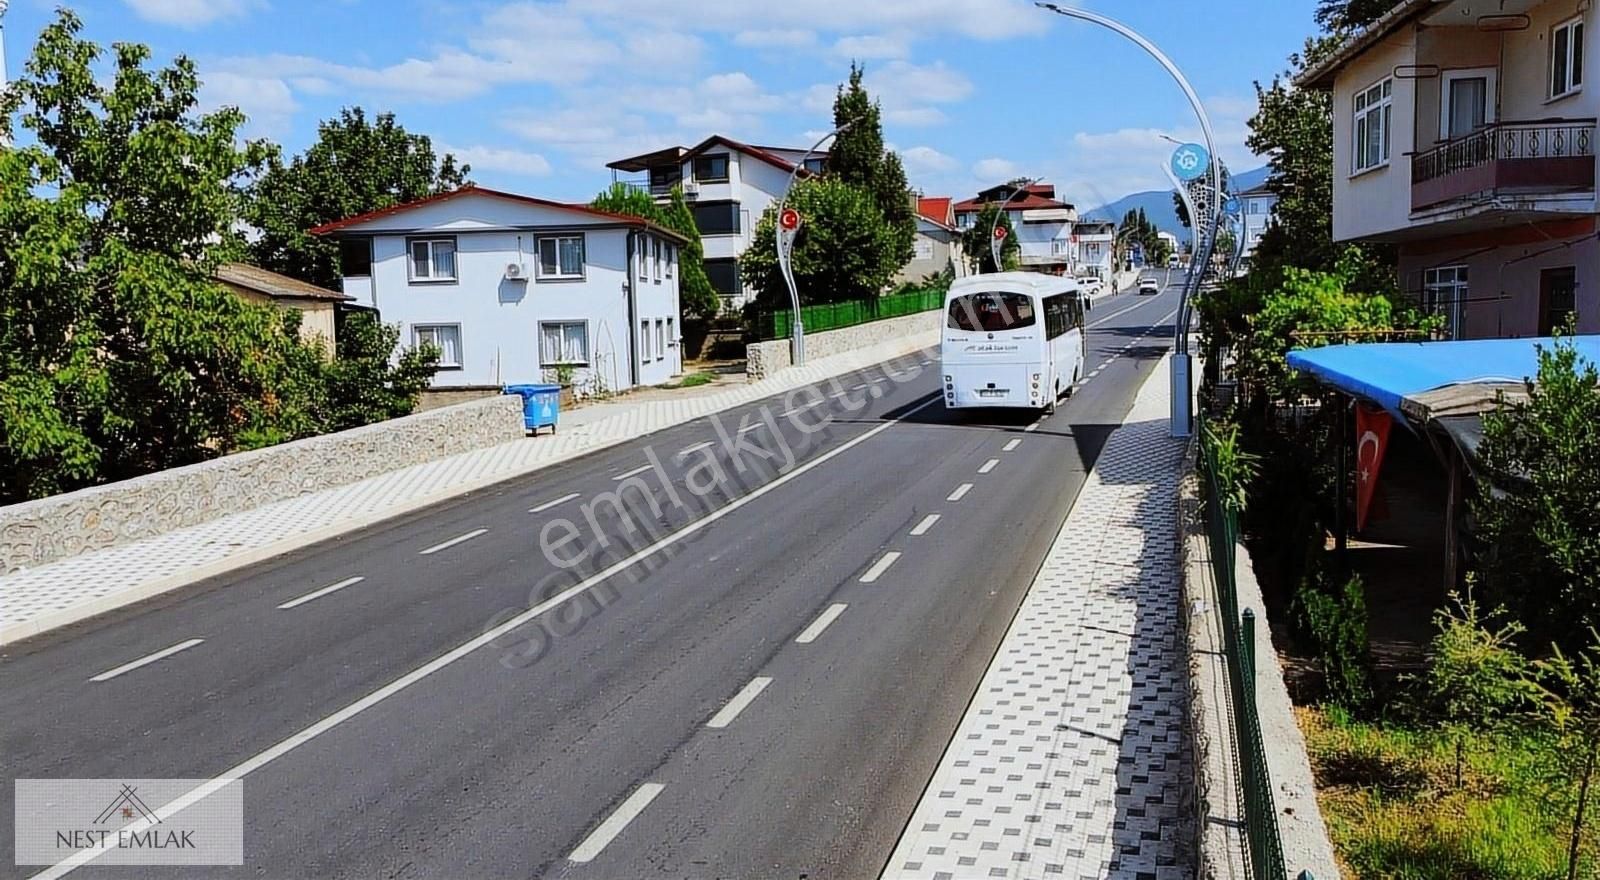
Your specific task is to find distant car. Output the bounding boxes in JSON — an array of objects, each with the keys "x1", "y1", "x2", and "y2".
[
  {"x1": 1167, "y1": 256, "x2": 1181, "y2": 269},
  {"x1": 1138, "y1": 277, "x2": 1161, "y2": 295}
]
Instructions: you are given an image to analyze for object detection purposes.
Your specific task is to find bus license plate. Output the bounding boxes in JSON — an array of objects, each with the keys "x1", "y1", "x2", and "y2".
[{"x1": 978, "y1": 388, "x2": 1008, "y2": 397}]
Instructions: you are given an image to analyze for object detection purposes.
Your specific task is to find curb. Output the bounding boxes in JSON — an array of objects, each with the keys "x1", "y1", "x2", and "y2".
[{"x1": 1, "y1": 331, "x2": 939, "y2": 646}]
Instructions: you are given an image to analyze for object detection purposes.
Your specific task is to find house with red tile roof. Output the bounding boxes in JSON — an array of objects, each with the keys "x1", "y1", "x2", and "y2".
[
  {"x1": 895, "y1": 195, "x2": 968, "y2": 284},
  {"x1": 952, "y1": 182, "x2": 1078, "y2": 274}
]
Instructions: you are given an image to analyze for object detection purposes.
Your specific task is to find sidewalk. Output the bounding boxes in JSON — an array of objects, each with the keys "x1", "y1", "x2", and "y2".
[
  {"x1": 0, "y1": 334, "x2": 933, "y2": 645},
  {"x1": 882, "y1": 355, "x2": 1192, "y2": 880}
]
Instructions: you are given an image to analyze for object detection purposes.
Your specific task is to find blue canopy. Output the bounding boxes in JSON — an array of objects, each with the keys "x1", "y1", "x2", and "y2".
[{"x1": 1286, "y1": 336, "x2": 1600, "y2": 420}]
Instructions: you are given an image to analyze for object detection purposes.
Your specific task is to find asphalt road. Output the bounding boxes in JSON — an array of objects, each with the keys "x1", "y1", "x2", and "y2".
[{"x1": 1, "y1": 278, "x2": 1184, "y2": 879}]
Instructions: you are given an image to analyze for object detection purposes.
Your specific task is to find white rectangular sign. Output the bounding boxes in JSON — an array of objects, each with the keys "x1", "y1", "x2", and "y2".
[{"x1": 15, "y1": 778, "x2": 243, "y2": 866}]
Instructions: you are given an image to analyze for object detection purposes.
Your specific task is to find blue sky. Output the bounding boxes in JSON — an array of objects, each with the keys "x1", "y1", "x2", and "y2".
[{"x1": 2, "y1": 0, "x2": 1320, "y2": 209}]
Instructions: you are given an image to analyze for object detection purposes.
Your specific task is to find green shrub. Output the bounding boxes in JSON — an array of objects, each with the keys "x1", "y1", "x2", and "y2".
[{"x1": 1299, "y1": 568, "x2": 1374, "y2": 712}]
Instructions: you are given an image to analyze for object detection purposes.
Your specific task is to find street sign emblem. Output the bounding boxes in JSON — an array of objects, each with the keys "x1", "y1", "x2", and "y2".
[
  {"x1": 1222, "y1": 196, "x2": 1241, "y2": 215},
  {"x1": 993, "y1": 226, "x2": 1007, "y2": 241},
  {"x1": 779, "y1": 207, "x2": 801, "y2": 231},
  {"x1": 1170, "y1": 143, "x2": 1210, "y2": 182}
]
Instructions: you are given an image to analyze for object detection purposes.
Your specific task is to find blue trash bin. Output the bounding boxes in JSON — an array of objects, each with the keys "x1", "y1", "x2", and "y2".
[{"x1": 504, "y1": 383, "x2": 561, "y2": 435}]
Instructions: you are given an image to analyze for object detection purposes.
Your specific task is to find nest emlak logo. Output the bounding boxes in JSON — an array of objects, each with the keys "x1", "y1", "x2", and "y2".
[{"x1": 15, "y1": 778, "x2": 243, "y2": 867}]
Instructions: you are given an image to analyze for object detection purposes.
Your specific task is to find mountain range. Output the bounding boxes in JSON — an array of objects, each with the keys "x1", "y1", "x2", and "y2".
[{"x1": 1081, "y1": 164, "x2": 1270, "y2": 239}]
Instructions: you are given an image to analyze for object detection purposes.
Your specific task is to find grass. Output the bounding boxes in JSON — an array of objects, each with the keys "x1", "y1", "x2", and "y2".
[
  {"x1": 1300, "y1": 705, "x2": 1595, "y2": 879},
  {"x1": 656, "y1": 372, "x2": 716, "y2": 390}
]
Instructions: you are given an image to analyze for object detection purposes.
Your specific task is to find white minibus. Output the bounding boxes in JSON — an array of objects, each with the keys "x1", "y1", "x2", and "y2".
[{"x1": 940, "y1": 272, "x2": 1086, "y2": 413}]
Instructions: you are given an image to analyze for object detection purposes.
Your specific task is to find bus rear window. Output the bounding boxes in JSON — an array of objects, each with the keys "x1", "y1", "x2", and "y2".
[{"x1": 947, "y1": 293, "x2": 1036, "y2": 332}]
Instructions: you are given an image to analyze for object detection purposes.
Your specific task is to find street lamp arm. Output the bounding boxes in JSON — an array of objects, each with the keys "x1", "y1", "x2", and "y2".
[
  {"x1": 774, "y1": 116, "x2": 863, "y2": 367},
  {"x1": 985, "y1": 177, "x2": 1036, "y2": 273}
]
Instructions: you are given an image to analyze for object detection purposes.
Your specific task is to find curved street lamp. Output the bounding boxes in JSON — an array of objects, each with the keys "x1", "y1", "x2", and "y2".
[
  {"x1": 1036, "y1": 1, "x2": 1220, "y2": 438},
  {"x1": 774, "y1": 120, "x2": 859, "y2": 367},
  {"x1": 986, "y1": 177, "x2": 1038, "y2": 273}
]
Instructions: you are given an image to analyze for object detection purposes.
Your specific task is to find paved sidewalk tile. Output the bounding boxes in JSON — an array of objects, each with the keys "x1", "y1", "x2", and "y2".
[
  {"x1": 1, "y1": 336, "x2": 934, "y2": 642},
  {"x1": 882, "y1": 357, "x2": 1191, "y2": 880}
]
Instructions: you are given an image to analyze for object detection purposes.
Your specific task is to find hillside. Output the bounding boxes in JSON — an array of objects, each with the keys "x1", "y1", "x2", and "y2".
[{"x1": 1082, "y1": 164, "x2": 1269, "y2": 238}]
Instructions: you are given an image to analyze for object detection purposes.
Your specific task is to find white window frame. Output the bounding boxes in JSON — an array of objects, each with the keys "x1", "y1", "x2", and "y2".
[
  {"x1": 654, "y1": 318, "x2": 666, "y2": 361},
  {"x1": 1352, "y1": 77, "x2": 1393, "y2": 175},
  {"x1": 652, "y1": 238, "x2": 662, "y2": 282},
  {"x1": 639, "y1": 319, "x2": 651, "y2": 362},
  {"x1": 1423, "y1": 265, "x2": 1469, "y2": 339},
  {"x1": 1551, "y1": 15, "x2": 1585, "y2": 100},
  {"x1": 536, "y1": 234, "x2": 586, "y2": 281},
  {"x1": 665, "y1": 244, "x2": 675, "y2": 279},
  {"x1": 638, "y1": 235, "x2": 649, "y2": 280},
  {"x1": 407, "y1": 237, "x2": 458, "y2": 283},
  {"x1": 539, "y1": 320, "x2": 590, "y2": 366},
  {"x1": 411, "y1": 323, "x2": 462, "y2": 369},
  {"x1": 1439, "y1": 68, "x2": 1497, "y2": 140}
]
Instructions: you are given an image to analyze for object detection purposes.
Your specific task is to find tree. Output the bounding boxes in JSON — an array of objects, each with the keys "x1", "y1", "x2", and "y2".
[
  {"x1": 661, "y1": 188, "x2": 721, "y2": 321},
  {"x1": 828, "y1": 63, "x2": 916, "y2": 267},
  {"x1": 740, "y1": 178, "x2": 900, "y2": 307},
  {"x1": 246, "y1": 107, "x2": 468, "y2": 288},
  {"x1": 320, "y1": 311, "x2": 439, "y2": 432},
  {"x1": 1473, "y1": 336, "x2": 1600, "y2": 655},
  {"x1": 0, "y1": 11, "x2": 325, "y2": 500},
  {"x1": 959, "y1": 203, "x2": 1020, "y2": 273},
  {"x1": 1315, "y1": 0, "x2": 1407, "y2": 32},
  {"x1": 591, "y1": 183, "x2": 719, "y2": 321}
]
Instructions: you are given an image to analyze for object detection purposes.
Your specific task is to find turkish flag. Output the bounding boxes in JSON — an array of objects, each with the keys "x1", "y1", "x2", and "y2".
[{"x1": 1354, "y1": 404, "x2": 1392, "y2": 533}]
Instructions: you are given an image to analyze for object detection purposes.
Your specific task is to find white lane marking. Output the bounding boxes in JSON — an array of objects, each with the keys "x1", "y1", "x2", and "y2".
[
  {"x1": 859, "y1": 551, "x2": 902, "y2": 583},
  {"x1": 277, "y1": 576, "x2": 366, "y2": 610},
  {"x1": 796, "y1": 604, "x2": 849, "y2": 644},
  {"x1": 529, "y1": 492, "x2": 580, "y2": 514},
  {"x1": 419, "y1": 528, "x2": 487, "y2": 556},
  {"x1": 737, "y1": 423, "x2": 762, "y2": 434},
  {"x1": 978, "y1": 458, "x2": 999, "y2": 474},
  {"x1": 89, "y1": 639, "x2": 204, "y2": 682},
  {"x1": 947, "y1": 483, "x2": 973, "y2": 502},
  {"x1": 1089, "y1": 370, "x2": 1102, "y2": 379},
  {"x1": 829, "y1": 390, "x2": 850, "y2": 399},
  {"x1": 677, "y1": 440, "x2": 715, "y2": 457},
  {"x1": 568, "y1": 783, "x2": 666, "y2": 863},
  {"x1": 1087, "y1": 290, "x2": 1168, "y2": 329},
  {"x1": 920, "y1": 360, "x2": 932, "y2": 366},
  {"x1": 910, "y1": 514, "x2": 941, "y2": 536},
  {"x1": 1003, "y1": 438, "x2": 1022, "y2": 452},
  {"x1": 851, "y1": 382, "x2": 870, "y2": 390},
  {"x1": 32, "y1": 396, "x2": 947, "y2": 879},
  {"x1": 1098, "y1": 360, "x2": 1112, "y2": 370},
  {"x1": 613, "y1": 464, "x2": 654, "y2": 481},
  {"x1": 706, "y1": 676, "x2": 774, "y2": 729},
  {"x1": 1024, "y1": 422, "x2": 1040, "y2": 433}
]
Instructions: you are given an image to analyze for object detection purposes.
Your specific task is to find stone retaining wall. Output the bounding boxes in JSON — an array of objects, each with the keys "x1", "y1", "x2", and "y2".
[
  {"x1": 745, "y1": 310, "x2": 941, "y2": 381},
  {"x1": 0, "y1": 394, "x2": 525, "y2": 574}
]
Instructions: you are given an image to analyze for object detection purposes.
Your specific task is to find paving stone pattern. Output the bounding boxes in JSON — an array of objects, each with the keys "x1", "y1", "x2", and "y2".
[{"x1": 883, "y1": 360, "x2": 1192, "y2": 880}]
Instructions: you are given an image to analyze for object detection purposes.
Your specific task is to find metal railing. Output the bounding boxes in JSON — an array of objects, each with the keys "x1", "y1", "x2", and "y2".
[
  {"x1": 748, "y1": 286, "x2": 946, "y2": 341},
  {"x1": 1411, "y1": 117, "x2": 1595, "y2": 185},
  {"x1": 1198, "y1": 418, "x2": 1289, "y2": 878}
]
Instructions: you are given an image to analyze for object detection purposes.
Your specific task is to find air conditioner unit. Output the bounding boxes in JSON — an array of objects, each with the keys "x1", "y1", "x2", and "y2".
[
  {"x1": 682, "y1": 181, "x2": 700, "y2": 198},
  {"x1": 505, "y1": 262, "x2": 529, "y2": 281}
]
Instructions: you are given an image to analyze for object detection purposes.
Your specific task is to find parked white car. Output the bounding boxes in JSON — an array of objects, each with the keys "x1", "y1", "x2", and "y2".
[{"x1": 1074, "y1": 275, "x2": 1103, "y2": 308}]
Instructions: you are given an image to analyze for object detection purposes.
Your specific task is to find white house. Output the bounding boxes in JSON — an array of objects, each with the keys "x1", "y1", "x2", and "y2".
[
  {"x1": 311, "y1": 185, "x2": 690, "y2": 393},
  {"x1": 607, "y1": 135, "x2": 823, "y2": 312},
  {"x1": 953, "y1": 183, "x2": 1077, "y2": 274},
  {"x1": 1070, "y1": 220, "x2": 1116, "y2": 281},
  {"x1": 1236, "y1": 180, "x2": 1277, "y2": 261},
  {"x1": 1299, "y1": 0, "x2": 1597, "y2": 339}
]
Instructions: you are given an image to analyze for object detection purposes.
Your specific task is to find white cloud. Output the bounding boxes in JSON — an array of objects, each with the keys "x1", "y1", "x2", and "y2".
[
  {"x1": 901, "y1": 146, "x2": 959, "y2": 174},
  {"x1": 123, "y1": 0, "x2": 258, "y2": 28},
  {"x1": 733, "y1": 29, "x2": 817, "y2": 49},
  {"x1": 973, "y1": 157, "x2": 1022, "y2": 181},
  {"x1": 198, "y1": 70, "x2": 297, "y2": 139},
  {"x1": 439, "y1": 145, "x2": 553, "y2": 177},
  {"x1": 885, "y1": 107, "x2": 948, "y2": 126},
  {"x1": 833, "y1": 34, "x2": 910, "y2": 60}
]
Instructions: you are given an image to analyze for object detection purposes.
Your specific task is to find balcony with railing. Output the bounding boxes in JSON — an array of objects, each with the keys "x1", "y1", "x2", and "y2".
[{"x1": 1411, "y1": 118, "x2": 1595, "y2": 211}]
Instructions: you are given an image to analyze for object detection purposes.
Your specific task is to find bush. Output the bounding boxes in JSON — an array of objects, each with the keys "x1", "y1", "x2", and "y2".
[{"x1": 1298, "y1": 567, "x2": 1374, "y2": 711}]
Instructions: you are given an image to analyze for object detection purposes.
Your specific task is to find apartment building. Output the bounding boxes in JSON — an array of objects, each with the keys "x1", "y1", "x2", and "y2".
[
  {"x1": 607, "y1": 136, "x2": 823, "y2": 312},
  {"x1": 953, "y1": 183, "x2": 1078, "y2": 274},
  {"x1": 1236, "y1": 180, "x2": 1278, "y2": 262},
  {"x1": 1301, "y1": 0, "x2": 1596, "y2": 339}
]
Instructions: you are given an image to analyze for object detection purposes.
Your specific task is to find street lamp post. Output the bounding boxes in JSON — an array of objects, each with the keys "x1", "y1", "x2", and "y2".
[
  {"x1": 987, "y1": 178, "x2": 1038, "y2": 272},
  {"x1": 775, "y1": 121, "x2": 857, "y2": 367},
  {"x1": 1037, "y1": 2, "x2": 1221, "y2": 438}
]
